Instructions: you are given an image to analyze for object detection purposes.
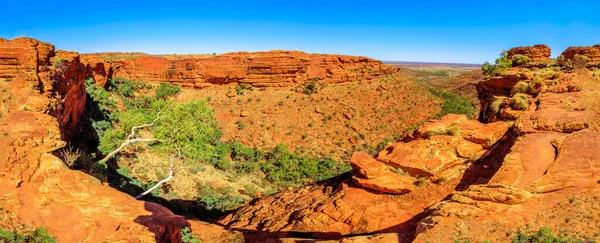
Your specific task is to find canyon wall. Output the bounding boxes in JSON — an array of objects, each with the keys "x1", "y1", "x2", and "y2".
[
  {"x1": 0, "y1": 37, "x2": 239, "y2": 242},
  {"x1": 80, "y1": 50, "x2": 395, "y2": 88}
]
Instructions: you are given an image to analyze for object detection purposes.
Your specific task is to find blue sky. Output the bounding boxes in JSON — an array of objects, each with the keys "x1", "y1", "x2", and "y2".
[{"x1": 2, "y1": 0, "x2": 599, "y2": 63}]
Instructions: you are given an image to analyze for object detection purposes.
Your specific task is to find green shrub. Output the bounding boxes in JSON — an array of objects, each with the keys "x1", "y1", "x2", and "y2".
[
  {"x1": 155, "y1": 83, "x2": 181, "y2": 99},
  {"x1": 512, "y1": 226, "x2": 571, "y2": 243},
  {"x1": 482, "y1": 62, "x2": 497, "y2": 77},
  {"x1": 510, "y1": 93, "x2": 530, "y2": 110},
  {"x1": 482, "y1": 50, "x2": 512, "y2": 76},
  {"x1": 573, "y1": 54, "x2": 591, "y2": 69},
  {"x1": 303, "y1": 78, "x2": 320, "y2": 95},
  {"x1": 427, "y1": 88, "x2": 473, "y2": 118},
  {"x1": 235, "y1": 83, "x2": 253, "y2": 96},
  {"x1": 511, "y1": 54, "x2": 533, "y2": 66},
  {"x1": 153, "y1": 100, "x2": 222, "y2": 162},
  {"x1": 181, "y1": 227, "x2": 201, "y2": 243},
  {"x1": 259, "y1": 143, "x2": 350, "y2": 187},
  {"x1": 85, "y1": 78, "x2": 116, "y2": 115},
  {"x1": 196, "y1": 182, "x2": 246, "y2": 212},
  {"x1": 0, "y1": 226, "x2": 57, "y2": 243}
]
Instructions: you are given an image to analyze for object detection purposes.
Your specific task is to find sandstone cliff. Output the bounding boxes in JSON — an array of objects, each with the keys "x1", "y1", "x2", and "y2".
[
  {"x1": 81, "y1": 50, "x2": 395, "y2": 88},
  {"x1": 0, "y1": 38, "x2": 239, "y2": 242}
]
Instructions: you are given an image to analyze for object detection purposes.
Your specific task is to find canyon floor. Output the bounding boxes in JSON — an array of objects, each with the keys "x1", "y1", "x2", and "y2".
[{"x1": 1, "y1": 38, "x2": 600, "y2": 243}]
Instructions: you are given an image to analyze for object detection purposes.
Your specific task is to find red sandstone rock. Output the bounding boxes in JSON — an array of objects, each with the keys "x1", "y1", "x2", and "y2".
[
  {"x1": 81, "y1": 50, "x2": 396, "y2": 88},
  {"x1": 0, "y1": 37, "x2": 241, "y2": 243},
  {"x1": 349, "y1": 151, "x2": 414, "y2": 194},
  {"x1": 349, "y1": 151, "x2": 389, "y2": 179},
  {"x1": 560, "y1": 45, "x2": 600, "y2": 62},
  {"x1": 506, "y1": 44, "x2": 551, "y2": 62}
]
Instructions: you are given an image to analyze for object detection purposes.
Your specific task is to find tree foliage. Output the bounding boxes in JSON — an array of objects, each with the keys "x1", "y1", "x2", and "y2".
[
  {"x1": 482, "y1": 50, "x2": 513, "y2": 77},
  {"x1": 155, "y1": 83, "x2": 181, "y2": 100},
  {"x1": 0, "y1": 226, "x2": 57, "y2": 243}
]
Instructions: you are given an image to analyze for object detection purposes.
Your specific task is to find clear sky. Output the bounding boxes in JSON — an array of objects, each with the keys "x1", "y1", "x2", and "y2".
[{"x1": 2, "y1": 0, "x2": 600, "y2": 64}]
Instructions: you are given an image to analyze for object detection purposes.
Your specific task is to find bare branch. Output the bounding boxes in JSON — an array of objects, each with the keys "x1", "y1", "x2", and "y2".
[
  {"x1": 135, "y1": 156, "x2": 174, "y2": 199},
  {"x1": 98, "y1": 111, "x2": 161, "y2": 165}
]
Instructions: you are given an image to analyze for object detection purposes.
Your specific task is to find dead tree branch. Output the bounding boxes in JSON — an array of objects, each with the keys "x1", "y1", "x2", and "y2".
[
  {"x1": 98, "y1": 111, "x2": 161, "y2": 165},
  {"x1": 135, "y1": 155, "x2": 174, "y2": 199}
]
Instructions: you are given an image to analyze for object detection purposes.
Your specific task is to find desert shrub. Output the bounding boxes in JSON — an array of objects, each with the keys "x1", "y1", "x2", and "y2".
[
  {"x1": 556, "y1": 55, "x2": 567, "y2": 65},
  {"x1": 511, "y1": 78, "x2": 542, "y2": 96},
  {"x1": 482, "y1": 51, "x2": 512, "y2": 76},
  {"x1": 491, "y1": 97, "x2": 506, "y2": 113},
  {"x1": 181, "y1": 227, "x2": 201, "y2": 243},
  {"x1": 155, "y1": 83, "x2": 181, "y2": 99},
  {"x1": 511, "y1": 54, "x2": 532, "y2": 66},
  {"x1": 482, "y1": 62, "x2": 497, "y2": 77},
  {"x1": 85, "y1": 78, "x2": 116, "y2": 116},
  {"x1": 511, "y1": 81, "x2": 530, "y2": 95},
  {"x1": 427, "y1": 88, "x2": 473, "y2": 118},
  {"x1": 196, "y1": 182, "x2": 246, "y2": 213},
  {"x1": 545, "y1": 59, "x2": 559, "y2": 67},
  {"x1": 0, "y1": 226, "x2": 57, "y2": 243},
  {"x1": 259, "y1": 143, "x2": 350, "y2": 187},
  {"x1": 235, "y1": 83, "x2": 253, "y2": 95},
  {"x1": 425, "y1": 125, "x2": 461, "y2": 137},
  {"x1": 512, "y1": 226, "x2": 573, "y2": 243},
  {"x1": 303, "y1": 78, "x2": 320, "y2": 95},
  {"x1": 58, "y1": 145, "x2": 82, "y2": 168},
  {"x1": 116, "y1": 79, "x2": 137, "y2": 97},
  {"x1": 510, "y1": 93, "x2": 530, "y2": 110},
  {"x1": 53, "y1": 59, "x2": 67, "y2": 74},
  {"x1": 573, "y1": 54, "x2": 591, "y2": 69}
]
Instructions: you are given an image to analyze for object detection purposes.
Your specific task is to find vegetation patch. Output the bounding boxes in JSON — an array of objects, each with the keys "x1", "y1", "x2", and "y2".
[
  {"x1": 511, "y1": 54, "x2": 532, "y2": 66},
  {"x1": 482, "y1": 51, "x2": 512, "y2": 77},
  {"x1": 512, "y1": 226, "x2": 578, "y2": 243},
  {"x1": 425, "y1": 125, "x2": 461, "y2": 137},
  {"x1": 427, "y1": 88, "x2": 474, "y2": 118},
  {"x1": 510, "y1": 93, "x2": 530, "y2": 111},
  {"x1": 491, "y1": 97, "x2": 506, "y2": 113},
  {"x1": 0, "y1": 226, "x2": 57, "y2": 243},
  {"x1": 83, "y1": 77, "x2": 352, "y2": 216}
]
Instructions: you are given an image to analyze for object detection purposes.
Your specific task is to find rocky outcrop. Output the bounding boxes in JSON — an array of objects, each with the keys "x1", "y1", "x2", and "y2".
[
  {"x1": 506, "y1": 44, "x2": 551, "y2": 62},
  {"x1": 378, "y1": 114, "x2": 506, "y2": 179},
  {"x1": 80, "y1": 50, "x2": 395, "y2": 88},
  {"x1": 560, "y1": 45, "x2": 600, "y2": 61},
  {"x1": 220, "y1": 114, "x2": 510, "y2": 242},
  {"x1": 350, "y1": 151, "x2": 414, "y2": 194},
  {"x1": 413, "y1": 58, "x2": 600, "y2": 242}
]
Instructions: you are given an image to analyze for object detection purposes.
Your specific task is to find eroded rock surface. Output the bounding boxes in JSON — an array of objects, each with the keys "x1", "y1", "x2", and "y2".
[
  {"x1": 560, "y1": 45, "x2": 600, "y2": 61},
  {"x1": 0, "y1": 38, "x2": 240, "y2": 243},
  {"x1": 220, "y1": 115, "x2": 509, "y2": 242},
  {"x1": 507, "y1": 44, "x2": 551, "y2": 62},
  {"x1": 81, "y1": 50, "x2": 395, "y2": 88}
]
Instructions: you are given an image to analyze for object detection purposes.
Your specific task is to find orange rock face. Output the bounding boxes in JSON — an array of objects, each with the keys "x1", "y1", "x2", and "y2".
[
  {"x1": 560, "y1": 45, "x2": 600, "y2": 61},
  {"x1": 220, "y1": 114, "x2": 510, "y2": 242},
  {"x1": 0, "y1": 38, "x2": 240, "y2": 242},
  {"x1": 506, "y1": 44, "x2": 551, "y2": 62},
  {"x1": 81, "y1": 50, "x2": 395, "y2": 88}
]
